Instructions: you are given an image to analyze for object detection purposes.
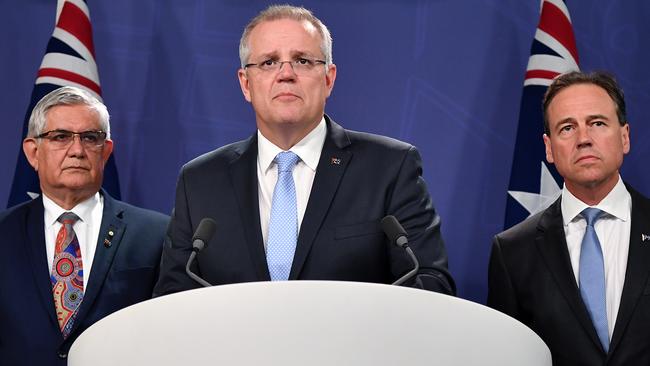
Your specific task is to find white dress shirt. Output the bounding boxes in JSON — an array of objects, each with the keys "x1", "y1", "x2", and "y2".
[
  {"x1": 43, "y1": 192, "x2": 104, "y2": 290},
  {"x1": 561, "y1": 176, "x2": 631, "y2": 340},
  {"x1": 257, "y1": 117, "x2": 326, "y2": 247}
]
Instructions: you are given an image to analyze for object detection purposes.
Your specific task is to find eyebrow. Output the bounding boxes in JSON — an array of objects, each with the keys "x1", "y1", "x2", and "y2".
[
  {"x1": 585, "y1": 114, "x2": 610, "y2": 122},
  {"x1": 254, "y1": 50, "x2": 316, "y2": 60}
]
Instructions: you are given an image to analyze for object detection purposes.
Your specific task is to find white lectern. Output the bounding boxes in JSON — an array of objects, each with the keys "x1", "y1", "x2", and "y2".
[{"x1": 69, "y1": 281, "x2": 550, "y2": 366}]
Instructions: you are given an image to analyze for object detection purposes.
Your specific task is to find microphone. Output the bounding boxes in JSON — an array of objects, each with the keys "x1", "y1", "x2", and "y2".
[
  {"x1": 185, "y1": 218, "x2": 217, "y2": 287},
  {"x1": 381, "y1": 215, "x2": 420, "y2": 286}
]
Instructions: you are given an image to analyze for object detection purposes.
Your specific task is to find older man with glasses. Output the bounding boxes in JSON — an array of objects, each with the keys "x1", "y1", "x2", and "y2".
[
  {"x1": 0, "y1": 86, "x2": 168, "y2": 365},
  {"x1": 155, "y1": 5, "x2": 454, "y2": 295}
]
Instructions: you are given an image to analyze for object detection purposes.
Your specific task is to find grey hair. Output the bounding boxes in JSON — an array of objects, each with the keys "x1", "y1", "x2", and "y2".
[
  {"x1": 27, "y1": 86, "x2": 111, "y2": 139},
  {"x1": 239, "y1": 4, "x2": 333, "y2": 68}
]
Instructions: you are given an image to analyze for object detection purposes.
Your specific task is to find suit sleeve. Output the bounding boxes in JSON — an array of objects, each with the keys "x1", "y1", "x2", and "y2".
[
  {"x1": 154, "y1": 167, "x2": 201, "y2": 296},
  {"x1": 387, "y1": 146, "x2": 455, "y2": 295},
  {"x1": 487, "y1": 235, "x2": 520, "y2": 317}
]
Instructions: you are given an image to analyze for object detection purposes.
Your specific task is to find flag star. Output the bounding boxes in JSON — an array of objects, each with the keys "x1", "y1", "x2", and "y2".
[
  {"x1": 27, "y1": 191, "x2": 40, "y2": 199},
  {"x1": 508, "y1": 161, "x2": 561, "y2": 217}
]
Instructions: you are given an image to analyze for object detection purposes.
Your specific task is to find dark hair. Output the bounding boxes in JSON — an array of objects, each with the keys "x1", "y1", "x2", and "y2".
[{"x1": 542, "y1": 71, "x2": 627, "y2": 135}]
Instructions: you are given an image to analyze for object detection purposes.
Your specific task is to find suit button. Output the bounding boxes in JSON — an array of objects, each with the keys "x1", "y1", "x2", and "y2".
[{"x1": 58, "y1": 351, "x2": 68, "y2": 359}]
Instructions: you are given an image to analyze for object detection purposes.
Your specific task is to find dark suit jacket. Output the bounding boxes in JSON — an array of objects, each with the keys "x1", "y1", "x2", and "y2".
[
  {"x1": 155, "y1": 116, "x2": 454, "y2": 296},
  {"x1": 0, "y1": 191, "x2": 168, "y2": 366},
  {"x1": 488, "y1": 186, "x2": 650, "y2": 366}
]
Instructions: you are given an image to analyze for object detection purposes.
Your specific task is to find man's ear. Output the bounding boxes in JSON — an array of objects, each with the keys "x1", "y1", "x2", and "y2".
[
  {"x1": 23, "y1": 138, "x2": 39, "y2": 171},
  {"x1": 324, "y1": 63, "x2": 337, "y2": 97},
  {"x1": 238, "y1": 68, "x2": 252, "y2": 102},
  {"x1": 543, "y1": 133, "x2": 554, "y2": 164},
  {"x1": 101, "y1": 139, "x2": 114, "y2": 164}
]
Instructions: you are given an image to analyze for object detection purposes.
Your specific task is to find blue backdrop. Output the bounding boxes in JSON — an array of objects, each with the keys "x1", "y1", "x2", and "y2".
[{"x1": 2, "y1": 0, "x2": 649, "y2": 303}]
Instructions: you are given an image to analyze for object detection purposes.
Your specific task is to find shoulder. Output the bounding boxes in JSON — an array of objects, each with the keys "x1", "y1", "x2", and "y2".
[
  {"x1": 627, "y1": 183, "x2": 650, "y2": 209},
  {"x1": 182, "y1": 137, "x2": 253, "y2": 173},
  {"x1": 328, "y1": 117, "x2": 415, "y2": 158},
  {"x1": 347, "y1": 129, "x2": 414, "y2": 152},
  {"x1": 494, "y1": 208, "x2": 548, "y2": 247},
  {"x1": 0, "y1": 199, "x2": 39, "y2": 228},
  {"x1": 106, "y1": 196, "x2": 169, "y2": 227}
]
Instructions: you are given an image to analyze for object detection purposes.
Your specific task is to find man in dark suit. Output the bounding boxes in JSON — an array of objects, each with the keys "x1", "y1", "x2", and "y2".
[
  {"x1": 0, "y1": 86, "x2": 168, "y2": 365},
  {"x1": 154, "y1": 5, "x2": 454, "y2": 295},
  {"x1": 488, "y1": 71, "x2": 650, "y2": 365}
]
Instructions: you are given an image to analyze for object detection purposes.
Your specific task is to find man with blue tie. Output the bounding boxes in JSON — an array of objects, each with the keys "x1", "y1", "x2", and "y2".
[
  {"x1": 155, "y1": 5, "x2": 454, "y2": 295},
  {"x1": 0, "y1": 86, "x2": 168, "y2": 365},
  {"x1": 488, "y1": 71, "x2": 650, "y2": 365}
]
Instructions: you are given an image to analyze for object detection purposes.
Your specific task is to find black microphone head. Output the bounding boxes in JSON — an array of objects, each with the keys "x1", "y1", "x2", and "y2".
[
  {"x1": 192, "y1": 218, "x2": 217, "y2": 245},
  {"x1": 381, "y1": 215, "x2": 408, "y2": 247}
]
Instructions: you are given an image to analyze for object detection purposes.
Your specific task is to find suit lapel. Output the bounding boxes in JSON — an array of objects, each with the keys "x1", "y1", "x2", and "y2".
[
  {"x1": 290, "y1": 117, "x2": 351, "y2": 279},
  {"x1": 24, "y1": 198, "x2": 60, "y2": 328},
  {"x1": 71, "y1": 192, "x2": 125, "y2": 334},
  {"x1": 609, "y1": 187, "x2": 650, "y2": 352},
  {"x1": 229, "y1": 135, "x2": 270, "y2": 280},
  {"x1": 535, "y1": 198, "x2": 604, "y2": 350}
]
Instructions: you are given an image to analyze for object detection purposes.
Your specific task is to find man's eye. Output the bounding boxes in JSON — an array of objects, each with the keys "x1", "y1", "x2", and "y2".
[
  {"x1": 296, "y1": 58, "x2": 310, "y2": 65},
  {"x1": 81, "y1": 133, "x2": 99, "y2": 143},
  {"x1": 558, "y1": 125, "x2": 573, "y2": 134},
  {"x1": 51, "y1": 133, "x2": 71, "y2": 142},
  {"x1": 593, "y1": 121, "x2": 606, "y2": 126},
  {"x1": 261, "y1": 60, "x2": 275, "y2": 66}
]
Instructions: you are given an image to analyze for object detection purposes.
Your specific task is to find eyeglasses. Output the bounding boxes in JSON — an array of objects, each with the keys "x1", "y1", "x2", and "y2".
[
  {"x1": 244, "y1": 58, "x2": 326, "y2": 75},
  {"x1": 35, "y1": 129, "x2": 108, "y2": 150}
]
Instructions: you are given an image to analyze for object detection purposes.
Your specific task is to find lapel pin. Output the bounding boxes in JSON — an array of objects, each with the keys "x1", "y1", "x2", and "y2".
[
  {"x1": 642, "y1": 233, "x2": 650, "y2": 242},
  {"x1": 104, "y1": 229, "x2": 115, "y2": 248},
  {"x1": 330, "y1": 157, "x2": 341, "y2": 165}
]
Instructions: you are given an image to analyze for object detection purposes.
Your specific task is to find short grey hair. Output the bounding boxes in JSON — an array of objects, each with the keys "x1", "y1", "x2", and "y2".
[
  {"x1": 239, "y1": 4, "x2": 333, "y2": 68},
  {"x1": 27, "y1": 86, "x2": 111, "y2": 139}
]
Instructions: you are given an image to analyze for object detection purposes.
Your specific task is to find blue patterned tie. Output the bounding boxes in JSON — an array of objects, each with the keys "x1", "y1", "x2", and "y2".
[
  {"x1": 579, "y1": 207, "x2": 609, "y2": 352},
  {"x1": 266, "y1": 151, "x2": 300, "y2": 281}
]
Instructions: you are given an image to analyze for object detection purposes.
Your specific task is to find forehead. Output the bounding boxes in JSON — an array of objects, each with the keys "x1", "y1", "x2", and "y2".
[
  {"x1": 547, "y1": 83, "x2": 616, "y2": 122},
  {"x1": 247, "y1": 18, "x2": 322, "y2": 57},
  {"x1": 45, "y1": 104, "x2": 100, "y2": 130}
]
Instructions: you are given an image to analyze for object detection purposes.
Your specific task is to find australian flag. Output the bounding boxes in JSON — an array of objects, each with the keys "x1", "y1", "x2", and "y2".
[
  {"x1": 7, "y1": 0, "x2": 120, "y2": 208},
  {"x1": 504, "y1": 0, "x2": 580, "y2": 228}
]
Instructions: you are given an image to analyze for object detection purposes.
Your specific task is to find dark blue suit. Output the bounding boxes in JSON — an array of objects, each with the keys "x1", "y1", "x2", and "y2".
[
  {"x1": 488, "y1": 186, "x2": 650, "y2": 366},
  {"x1": 155, "y1": 116, "x2": 454, "y2": 295},
  {"x1": 0, "y1": 192, "x2": 168, "y2": 365}
]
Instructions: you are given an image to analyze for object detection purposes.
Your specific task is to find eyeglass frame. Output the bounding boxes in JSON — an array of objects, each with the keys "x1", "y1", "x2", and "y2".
[
  {"x1": 33, "y1": 129, "x2": 108, "y2": 150},
  {"x1": 244, "y1": 57, "x2": 327, "y2": 75}
]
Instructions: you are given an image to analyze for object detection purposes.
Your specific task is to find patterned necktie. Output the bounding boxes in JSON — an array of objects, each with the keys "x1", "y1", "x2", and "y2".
[
  {"x1": 51, "y1": 212, "x2": 84, "y2": 338},
  {"x1": 578, "y1": 207, "x2": 609, "y2": 352},
  {"x1": 266, "y1": 151, "x2": 300, "y2": 281}
]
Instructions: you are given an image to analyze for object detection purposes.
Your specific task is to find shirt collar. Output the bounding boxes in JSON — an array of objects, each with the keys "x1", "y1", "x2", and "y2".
[
  {"x1": 257, "y1": 116, "x2": 327, "y2": 174},
  {"x1": 561, "y1": 175, "x2": 630, "y2": 225},
  {"x1": 43, "y1": 192, "x2": 102, "y2": 227}
]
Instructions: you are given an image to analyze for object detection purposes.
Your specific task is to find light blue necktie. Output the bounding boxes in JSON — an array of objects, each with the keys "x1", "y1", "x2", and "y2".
[
  {"x1": 266, "y1": 151, "x2": 300, "y2": 281},
  {"x1": 578, "y1": 207, "x2": 609, "y2": 352}
]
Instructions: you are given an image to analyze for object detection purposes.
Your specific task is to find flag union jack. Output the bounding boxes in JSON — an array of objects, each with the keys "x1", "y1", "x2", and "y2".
[
  {"x1": 37, "y1": 0, "x2": 102, "y2": 98},
  {"x1": 504, "y1": 0, "x2": 580, "y2": 228},
  {"x1": 524, "y1": 0, "x2": 579, "y2": 87}
]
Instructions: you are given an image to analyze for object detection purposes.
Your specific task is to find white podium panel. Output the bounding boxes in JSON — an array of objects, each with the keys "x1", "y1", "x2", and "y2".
[{"x1": 69, "y1": 281, "x2": 550, "y2": 366}]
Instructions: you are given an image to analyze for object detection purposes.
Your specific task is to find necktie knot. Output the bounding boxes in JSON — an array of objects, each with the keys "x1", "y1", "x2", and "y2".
[
  {"x1": 58, "y1": 212, "x2": 80, "y2": 225},
  {"x1": 581, "y1": 207, "x2": 603, "y2": 227},
  {"x1": 275, "y1": 151, "x2": 300, "y2": 172}
]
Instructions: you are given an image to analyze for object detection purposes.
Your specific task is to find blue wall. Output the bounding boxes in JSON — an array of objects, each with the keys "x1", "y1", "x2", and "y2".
[{"x1": 2, "y1": 0, "x2": 649, "y2": 302}]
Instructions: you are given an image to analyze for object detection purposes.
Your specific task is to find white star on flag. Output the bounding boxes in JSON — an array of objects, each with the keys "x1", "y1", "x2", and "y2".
[{"x1": 508, "y1": 161, "x2": 561, "y2": 218}]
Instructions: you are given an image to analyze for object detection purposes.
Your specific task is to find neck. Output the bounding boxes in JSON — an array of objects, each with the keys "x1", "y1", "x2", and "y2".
[
  {"x1": 257, "y1": 118, "x2": 321, "y2": 151},
  {"x1": 43, "y1": 189, "x2": 95, "y2": 210},
  {"x1": 566, "y1": 175, "x2": 619, "y2": 206}
]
